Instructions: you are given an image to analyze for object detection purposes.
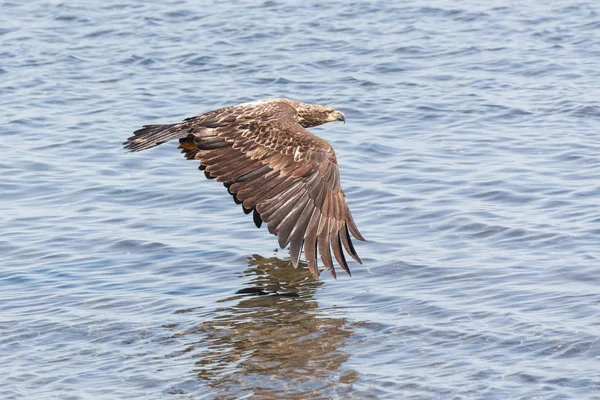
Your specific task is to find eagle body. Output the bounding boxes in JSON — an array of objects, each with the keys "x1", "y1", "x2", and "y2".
[{"x1": 124, "y1": 98, "x2": 364, "y2": 278}]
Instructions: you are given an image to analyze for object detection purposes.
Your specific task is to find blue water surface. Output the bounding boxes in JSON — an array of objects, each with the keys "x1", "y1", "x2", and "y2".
[{"x1": 1, "y1": 1, "x2": 600, "y2": 398}]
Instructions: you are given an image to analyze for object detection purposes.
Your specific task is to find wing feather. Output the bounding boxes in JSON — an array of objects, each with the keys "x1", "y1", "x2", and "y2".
[
  {"x1": 318, "y1": 219, "x2": 336, "y2": 279},
  {"x1": 258, "y1": 181, "x2": 305, "y2": 225},
  {"x1": 330, "y1": 221, "x2": 350, "y2": 276},
  {"x1": 234, "y1": 164, "x2": 271, "y2": 183},
  {"x1": 303, "y1": 209, "x2": 321, "y2": 278},
  {"x1": 274, "y1": 193, "x2": 311, "y2": 248},
  {"x1": 341, "y1": 223, "x2": 362, "y2": 264}
]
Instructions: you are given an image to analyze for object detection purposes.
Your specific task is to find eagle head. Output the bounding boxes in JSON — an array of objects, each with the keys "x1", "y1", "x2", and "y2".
[{"x1": 295, "y1": 103, "x2": 346, "y2": 128}]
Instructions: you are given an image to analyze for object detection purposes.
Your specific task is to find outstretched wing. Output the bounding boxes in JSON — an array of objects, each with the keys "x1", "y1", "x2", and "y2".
[{"x1": 124, "y1": 101, "x2": 364, "y2": 278}]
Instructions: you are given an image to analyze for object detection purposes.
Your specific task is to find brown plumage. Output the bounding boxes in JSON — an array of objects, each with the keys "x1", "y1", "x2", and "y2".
[{"x1": 124, "y1": 97, "x2": 364, "y2": 278}]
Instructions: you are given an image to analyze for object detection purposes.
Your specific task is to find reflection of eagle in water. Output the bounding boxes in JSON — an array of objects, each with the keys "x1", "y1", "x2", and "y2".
[{"x1": 124, "y1": 98, "x2": 364, "y2": 278}]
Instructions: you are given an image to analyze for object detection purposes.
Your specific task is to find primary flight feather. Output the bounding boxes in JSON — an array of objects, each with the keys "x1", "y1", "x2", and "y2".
[{"x1": 124, "y1": 97, "x2": 364, "y2": 278}]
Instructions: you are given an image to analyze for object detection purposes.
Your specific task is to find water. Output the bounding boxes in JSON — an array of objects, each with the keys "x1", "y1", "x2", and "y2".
[{"x1": 2, "y1": 0, "x2": 600, "y2": 398}]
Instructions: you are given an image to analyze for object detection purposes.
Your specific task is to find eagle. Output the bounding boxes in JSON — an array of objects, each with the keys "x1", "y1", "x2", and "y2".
[{"x1": 124, "y1": 98, "x2": 364, "y2": 279}]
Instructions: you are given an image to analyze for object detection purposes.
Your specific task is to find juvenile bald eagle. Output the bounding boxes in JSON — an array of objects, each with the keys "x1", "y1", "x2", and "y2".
[{"x1": 124, "y1": 98, "x2": 364, "y2": 278}]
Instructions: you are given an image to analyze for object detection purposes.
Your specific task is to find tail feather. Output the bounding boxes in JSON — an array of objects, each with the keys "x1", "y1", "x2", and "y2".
[{"x1": 123, "y1": 123, "x2": 186, "y2": 152}]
